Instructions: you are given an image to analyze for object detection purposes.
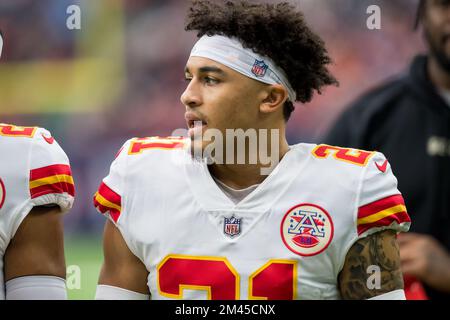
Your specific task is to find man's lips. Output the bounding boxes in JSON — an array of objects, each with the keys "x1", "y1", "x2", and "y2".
[{"x1": 185, "y1": 112, "x2": 207, "y2": 129}]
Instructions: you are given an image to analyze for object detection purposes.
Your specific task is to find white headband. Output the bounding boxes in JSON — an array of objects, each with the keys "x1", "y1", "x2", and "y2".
[{"x1": 190, "y1": 35, "x2": 297, "y2": 102}]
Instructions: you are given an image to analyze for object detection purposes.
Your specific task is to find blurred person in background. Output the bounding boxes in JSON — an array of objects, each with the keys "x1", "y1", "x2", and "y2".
[
  {"x1": 0, "y1": 31, "x2": 75, "y2": 300},
  {"x1": 324, "y1": 0, "x2": 450, "y2": 300}
]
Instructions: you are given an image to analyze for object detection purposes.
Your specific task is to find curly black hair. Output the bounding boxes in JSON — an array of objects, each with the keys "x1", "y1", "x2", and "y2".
[{"x1": 185, "y1": 0, "x2": 338, "y2": 121}]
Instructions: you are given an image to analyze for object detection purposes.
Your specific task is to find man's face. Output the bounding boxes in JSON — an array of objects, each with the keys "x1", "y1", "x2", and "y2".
[
  {"x1": 423, "y1": 0, "x2": 450, "y2": 71},
  {"x1": 181, "y1": 56, "x2": 267, "y2": 153}
]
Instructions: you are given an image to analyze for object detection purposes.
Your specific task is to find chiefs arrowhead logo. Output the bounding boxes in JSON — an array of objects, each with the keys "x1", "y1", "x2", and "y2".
[
  {"x1": 280, "y1": 203, "x2": 334, "y2": 257},
  {"x1": 375, "y1": 160, "x2": 388, "y2": 173},
  {"x1": 41, "y1": 133, "x2": 55, "y2": 145}
]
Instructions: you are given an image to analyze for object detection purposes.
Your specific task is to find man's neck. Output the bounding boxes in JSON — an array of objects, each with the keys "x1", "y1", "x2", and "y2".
[
  {"x1": 428, "y1": 55, "x2": 450, "y2": 90},
  {"x1": 208, "y1": 139, "x2": 290, "y2": 190}
]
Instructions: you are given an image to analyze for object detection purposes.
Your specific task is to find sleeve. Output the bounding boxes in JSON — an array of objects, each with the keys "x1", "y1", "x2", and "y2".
[
  {"x1": 93, "y1": 140, "x2": 148, "y2": 264},
  {"x1": 356, "y1": 152, "x2": 411, "y2": 239},
  {"x1": 29, "y1": 128, "x2": 75, "y2": 212},
  {"x1": 93, "y1": 141, "x2": 128, "y2": 225}
]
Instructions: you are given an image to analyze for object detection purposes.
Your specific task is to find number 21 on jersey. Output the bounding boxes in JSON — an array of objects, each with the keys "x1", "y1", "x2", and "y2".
[
  {"x1": 157, "y1": 255, "x2": 297, "y2": 300},
  {"x1": 0, "y1": 124, "x2": 37, "y2": 138},
  {"x1": 312, "y1": 145, "x2": 374, "y2": 166}
]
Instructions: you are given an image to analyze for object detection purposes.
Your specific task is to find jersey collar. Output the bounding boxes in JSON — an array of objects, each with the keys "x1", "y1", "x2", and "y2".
[{"x1": 184, "y1": 143, "x2": 310, "y2": 213}]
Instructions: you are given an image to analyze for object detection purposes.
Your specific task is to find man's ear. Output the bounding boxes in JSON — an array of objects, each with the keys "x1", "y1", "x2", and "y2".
[{"x1": 260, "y1": 84, "x2": 288, "y2": 114}]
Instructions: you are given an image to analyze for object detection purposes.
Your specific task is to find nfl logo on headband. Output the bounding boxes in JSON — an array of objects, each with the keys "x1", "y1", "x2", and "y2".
[{"x1": 251, "y1": 59, "x2": 268, "y2": 78}]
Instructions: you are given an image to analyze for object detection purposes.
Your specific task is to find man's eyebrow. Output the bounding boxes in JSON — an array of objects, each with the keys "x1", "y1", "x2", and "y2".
[{"x1": 184, "y1": 66, "x2": 225, "y2": 74}]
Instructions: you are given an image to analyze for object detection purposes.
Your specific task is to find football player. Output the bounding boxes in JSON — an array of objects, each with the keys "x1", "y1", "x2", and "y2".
[
  {"x1": 0, "y1": 32, "x2": 75, "y2": 300},
  {"x1": 94, "y1": 1, "x2": 411, "y2": 300}
]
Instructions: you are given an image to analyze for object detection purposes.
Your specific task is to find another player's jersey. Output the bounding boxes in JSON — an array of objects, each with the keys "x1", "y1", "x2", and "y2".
[
  {"x1": 0, "y1": 124, "x2": 75, "y2": 299},
  {"x1": 94, "y1": 137, "x2": 410, "y2": 300}
]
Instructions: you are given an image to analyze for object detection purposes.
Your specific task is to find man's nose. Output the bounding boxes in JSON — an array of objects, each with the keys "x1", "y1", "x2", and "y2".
[{"x1": 180, "y1": 81, "x2": 202, "y2": 108}]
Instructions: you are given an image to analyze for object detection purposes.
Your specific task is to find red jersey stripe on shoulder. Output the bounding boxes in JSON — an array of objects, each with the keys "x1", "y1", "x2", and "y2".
[
  {"x1": 97, "y1": 182, "x2": 121, "y2": 207},
  {"x1": 94, "y1": 182, "x2": 122, "y2": 223},
  {"x1": 358, "y1": 194, "x2": 405, "y2": 219},
  {"x1": 30, "y1": 181, "x2": 75, "y2": 199},
  {"x1": 30, "y1": 164, "x2": 75, "y2": 198},
  {"x1": 93, "y1": 196, "x2": 121, "y2": 223},
  {"x1": 93, "y1": 191, "x2": 121, "y2": 223},
  {"x1": 30, "y1": 164, "x2": 72, "y2": 181},
  {"x1": 357, "y1": 211, "x2": 411, "y2": 236}
]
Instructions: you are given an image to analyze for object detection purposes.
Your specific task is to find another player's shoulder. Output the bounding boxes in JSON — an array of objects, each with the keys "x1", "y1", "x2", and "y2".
[
  {"x1": 0, "y1": 123, "x2": 74, "y2": 210},
  {"x1": 0, "y1": 123, "x2": 39, "y2": 149},
  {"x1": 0, "y1": 123, "x2": 69, "y2": 163},
  {"x1": 1, "y1": 123, "x2": 54, "y2": 147}
]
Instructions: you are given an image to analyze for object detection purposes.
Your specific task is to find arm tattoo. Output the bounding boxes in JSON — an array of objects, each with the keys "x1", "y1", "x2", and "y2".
[{"x1": 338, "y1": 230, "x2": 404, "y2": 300}]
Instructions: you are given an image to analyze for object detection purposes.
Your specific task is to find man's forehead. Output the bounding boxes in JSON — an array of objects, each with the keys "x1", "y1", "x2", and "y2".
[
  {"x1": 185, "y1": 56, "x2": 232, "y2": 74},
  {"x1": 184, "y1": 56, "x2": 267, "y2": 89}
]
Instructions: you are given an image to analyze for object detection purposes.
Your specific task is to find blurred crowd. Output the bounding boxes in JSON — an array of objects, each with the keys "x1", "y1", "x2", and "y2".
[{"x1": 0, "y1": 0, "x2": 423, "y2": 234}]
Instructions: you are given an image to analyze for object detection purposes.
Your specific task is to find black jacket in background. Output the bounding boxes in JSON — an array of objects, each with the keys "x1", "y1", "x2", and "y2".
[{"x1": 324, "y1": 55, "x2": 450, "y2": 300}]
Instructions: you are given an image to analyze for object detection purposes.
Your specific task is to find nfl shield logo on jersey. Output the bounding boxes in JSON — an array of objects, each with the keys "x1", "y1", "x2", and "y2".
[
  {"x1": 251, "y1": 59, "x2": 269, "y2": 78},
  {"x1": 224, "y1": 216, "x2": 242, "y2": 238},
  {"x1": 280, "y1": 203, "x2": 334, "y2": 257}
]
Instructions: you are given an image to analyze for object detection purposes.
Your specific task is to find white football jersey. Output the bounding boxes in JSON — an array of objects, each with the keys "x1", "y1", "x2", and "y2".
[
  {"x1": 94, "y1": 137, "x2": 410, "y2": 300},
  {"x1": 0, "y1": 124, "x2": 75, "y2": 300}
]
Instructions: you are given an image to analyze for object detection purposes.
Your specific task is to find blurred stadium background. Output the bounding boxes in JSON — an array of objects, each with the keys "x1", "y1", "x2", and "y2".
[{"x1": 0, "y1": 0, "x2": 423, "y2": 299}]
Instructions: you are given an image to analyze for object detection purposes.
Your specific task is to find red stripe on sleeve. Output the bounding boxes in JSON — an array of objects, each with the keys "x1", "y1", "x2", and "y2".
[
  {"x1": 357, "y1": 211, "x2": 411, "y2": 236},
  {"x1": 30, "y1": 164, "x2": 72, "y2": 181},
  {"x1": 30, "y1": 182, "x2": 75, "y2": 199},
  {"x1": 97, "y1": 182, "x2": 121, "y2": 207},
  {"x1": 93, "y1": 194, "x2": 121, "y2": 223},
  {"x1": 358, "y1": 194, "x2": 405, "y2": 219}
]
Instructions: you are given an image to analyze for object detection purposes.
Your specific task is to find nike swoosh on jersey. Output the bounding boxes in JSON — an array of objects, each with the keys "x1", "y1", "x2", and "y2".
[
  {"x1": 41, "y1": 133, "x2": 55, "y2": 144},
  {"x1": 375, "y1": 160, "x2": 388, "y2": 173}
]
